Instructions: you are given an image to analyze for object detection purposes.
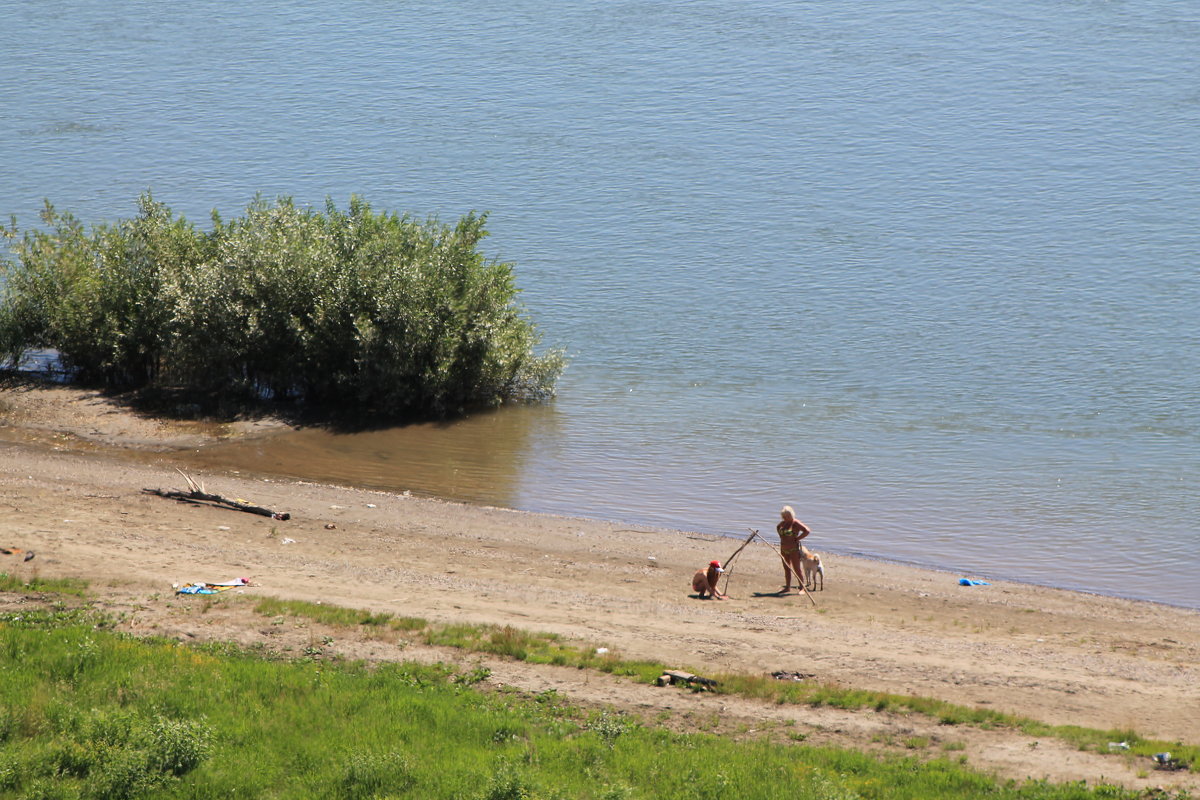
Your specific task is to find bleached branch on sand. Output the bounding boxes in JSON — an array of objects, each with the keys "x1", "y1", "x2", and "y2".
[{"x1": 142, "y1": 470, "x2": 290, "y2": 520}]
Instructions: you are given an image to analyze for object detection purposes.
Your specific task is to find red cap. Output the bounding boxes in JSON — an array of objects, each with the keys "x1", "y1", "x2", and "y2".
[{"x1": 709, "y1": 560, "x2": 721, "y2": 567}]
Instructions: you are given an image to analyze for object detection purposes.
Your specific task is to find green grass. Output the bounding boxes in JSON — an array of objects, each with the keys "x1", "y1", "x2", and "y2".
[
  {"x1": 0, "y1": 571, "x2": 89, "y2": 597},
  {"x1": 254, "y1": 598, "x2": 1200, "y2": 774},
  {"x1": 423, "y1": 622, "x2": 666, "y2": 682},
  {"x1": 0, "y1": 607, "x2": 1185, "y2": 800},
  {"x1": 254, "y1": 596, "x2": 427, "y2": 633}
]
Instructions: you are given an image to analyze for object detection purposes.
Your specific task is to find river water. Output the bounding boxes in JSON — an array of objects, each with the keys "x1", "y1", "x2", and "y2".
[{"x1": 2, "y1": 1, "x2": 1197, "y2": 608}]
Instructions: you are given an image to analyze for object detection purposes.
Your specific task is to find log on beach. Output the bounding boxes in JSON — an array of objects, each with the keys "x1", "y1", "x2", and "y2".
[{"x1": 142, "y1": 487, "x2": 290, "y2": 520}]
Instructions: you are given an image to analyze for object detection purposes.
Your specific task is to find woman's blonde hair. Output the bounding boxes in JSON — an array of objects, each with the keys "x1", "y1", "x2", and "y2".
[{"x1": 780, "y1": 505, "x2": 794, "y2": 518}]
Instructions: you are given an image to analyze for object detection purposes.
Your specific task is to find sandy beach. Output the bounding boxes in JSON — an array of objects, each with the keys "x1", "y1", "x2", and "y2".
[{"x1": 1, "y1": 378, "x2": 1197, "y2": 793}]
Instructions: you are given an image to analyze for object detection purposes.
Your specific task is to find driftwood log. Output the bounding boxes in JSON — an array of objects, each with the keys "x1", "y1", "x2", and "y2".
[{"x1": 143, "y1": 470, "x2": 290, "y2": 520}]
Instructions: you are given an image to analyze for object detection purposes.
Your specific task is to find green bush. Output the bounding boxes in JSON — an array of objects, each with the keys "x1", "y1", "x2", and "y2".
[
  {"x1": 147, "y1": 716, "x2": 213, "y2": 776},
  {"x1": 1, "y1": 193, "x2": 564, "y2": 421}
]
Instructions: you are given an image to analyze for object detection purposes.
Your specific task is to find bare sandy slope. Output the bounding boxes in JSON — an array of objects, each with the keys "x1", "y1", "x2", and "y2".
[{"x1": 1, "y1": 379, "x2": 1197, "y2": 793}]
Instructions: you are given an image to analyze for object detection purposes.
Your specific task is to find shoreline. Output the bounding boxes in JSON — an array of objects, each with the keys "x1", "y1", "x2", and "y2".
[
  {"x1": 2, "y1": 379, "x2": 1199, "y2": 791},
  {"x1": 173, "y1": 427, "x2": 1200, "y2": 614},
  {"x1": 151, "y1": 445, "x2": 1200, "y2": 614},
  {"x1": 163, "y1": 464, "x2": 1200, "y2": 614},
  {"x1": 813, "y1": 547, "x2": 1200, "y2": 614},
  {"x1": 1, "y1": 375, "x2": 1197, "y2": 613},
  {"x1": 7, "y1": 372, "x2": 1194, "y2": 612}
]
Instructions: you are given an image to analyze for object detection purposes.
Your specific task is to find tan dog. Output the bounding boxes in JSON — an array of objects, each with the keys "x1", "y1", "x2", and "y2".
[
  {"x1": 799, "y1": 546, "x2": 824, "y2": 591},
  {"x1": 691, "y1": 560, "x2": 726, "y2": 600}
]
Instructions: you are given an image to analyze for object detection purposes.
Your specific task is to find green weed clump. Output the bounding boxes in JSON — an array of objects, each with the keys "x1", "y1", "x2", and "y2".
[
  {"x1": 420, "y1": 622, "x2": 664, "y2": 682},
  {"x1": 0, "y1": 193, "x2": 564, "y2": 421},
  {"x1": 253, "y1": 597, "x2": 426, "y2": 634},
  {"x1": 0, "y1": 572, "x2": 89, "y2": 596}
]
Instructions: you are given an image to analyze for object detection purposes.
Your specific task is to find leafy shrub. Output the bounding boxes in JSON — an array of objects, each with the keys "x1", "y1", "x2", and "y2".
[
  {"x1": 1, "y1": 193, "x2": 564, "y2": 421},
  {"x1": 584, "y1": 710, "x2": 633, "y2": 746},
  {"x1": 480, "y1": 763, "x2": 535, "y2": 800},
  {"x1": 146, "y1": 716, "x2": 213, "y2": 775}
]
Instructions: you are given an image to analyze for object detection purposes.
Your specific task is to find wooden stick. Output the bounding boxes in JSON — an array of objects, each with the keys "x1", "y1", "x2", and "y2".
[
  {"x1": 724, "y1": 529, "x2": 759, "y2": 567},
  {"x1": 178, "y1": 468, "x2": 205, "y2": 495},
  {"x1": 719, "y1": 529, "x2": 759, "y2": 595},
  {"x1": 752, "y1": 527, "x2": 817, "y2": 607},
  {"x1": 143, "y1": 487, "x2": 290, "y2": 520}
]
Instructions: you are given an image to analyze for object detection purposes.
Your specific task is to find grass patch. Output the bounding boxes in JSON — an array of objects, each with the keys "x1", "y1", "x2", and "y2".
[
  {"x1": 0, "y1": 608, "x2": 1186, "y2": 800},
  {"x1": 422, "y1": 622, "x2": 665, "y2": 682},
  {"x1": 0, "y1": 571, "x2": 89, "y2": 597},
  {"x1": 253, "y1": 597, "x2": 426, "y2": 634},
  {"x1": 715, "y1": 673, "x2": 1199, "y2": 768},
  {"x1": 245, "y1": 599, "x2": 1199, "y2": 773}
]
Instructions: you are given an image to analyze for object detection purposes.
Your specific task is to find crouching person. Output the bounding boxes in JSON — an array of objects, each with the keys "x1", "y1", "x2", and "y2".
[{"x1": 692, "y1": 560, "x2": 726, "y2": 600}]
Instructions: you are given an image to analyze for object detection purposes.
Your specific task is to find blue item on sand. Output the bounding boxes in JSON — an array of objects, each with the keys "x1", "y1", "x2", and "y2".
[
  {"x1": 958, "y1": 578, "x2": 990, "y2": 586},
  {"x1": 176, "y1": 584, "x2": 218, "y2": 594}
]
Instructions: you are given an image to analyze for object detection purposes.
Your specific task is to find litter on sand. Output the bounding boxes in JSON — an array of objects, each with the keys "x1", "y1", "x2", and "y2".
[
  {"x1": 655, "y1": 669, "x2": 718, "y2": 691},
  {"x1": 958, "y1": 578, "x2": 991, "y2": 586},
  {"x1": 174, "y1": 577, "x2": 253, "y2": 595},
  {"x1": 1153, "y1": 752, "x2": 1188, "y2": 771},
  {"x1": 0, "y1": 547, "x2": 35, "y2": 561}
]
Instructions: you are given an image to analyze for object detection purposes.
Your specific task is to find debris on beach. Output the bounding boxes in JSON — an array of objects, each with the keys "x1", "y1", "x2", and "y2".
[
  {"x1": 958, "y1": 578, "x2": 990, "y2": 586},
  {"x1": 0, "y1": 547, "x2": 35, "y2": 561},
  {"x1": 655, "y1": 669, "x2": 718, "y2": 691},
  {"x1": 173, "y1": 577, "x2": 253, "y2": 595},
  {"x1": 1153, "y1": 752, "x2": 1188, "y2": 771},
  {"x1": 144, "y1": 469, "x2": 290, "y2": 520}
]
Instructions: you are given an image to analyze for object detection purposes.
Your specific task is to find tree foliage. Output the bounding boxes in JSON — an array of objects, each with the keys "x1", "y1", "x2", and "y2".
[{"x1": 0, "y1": 194, "x2": 564, "y2": 420}]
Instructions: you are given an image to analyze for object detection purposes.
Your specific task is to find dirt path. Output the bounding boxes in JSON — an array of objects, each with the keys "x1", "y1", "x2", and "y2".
[{"x1": 1, "y1": 380, "x2": 1198, "y2": 793}]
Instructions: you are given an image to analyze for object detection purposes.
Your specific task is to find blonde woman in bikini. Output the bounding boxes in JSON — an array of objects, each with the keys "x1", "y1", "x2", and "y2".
[{"x1": 776, "y1": 505, "x2": 811, "y2": 593}]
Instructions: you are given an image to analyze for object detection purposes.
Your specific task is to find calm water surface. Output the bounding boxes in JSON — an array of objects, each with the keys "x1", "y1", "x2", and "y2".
[{"x1": 2, "y1": 1, "x2": 1197, "y2": 607}]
